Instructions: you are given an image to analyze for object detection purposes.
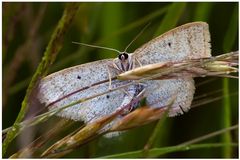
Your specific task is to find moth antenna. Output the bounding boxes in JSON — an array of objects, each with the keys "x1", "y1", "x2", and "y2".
[
  {"x1": 72, "y1": 41, "x2": 121, "y2": 54},
  {"x1": 124, "y1": 22, "x2": 151, "y2": 52}
]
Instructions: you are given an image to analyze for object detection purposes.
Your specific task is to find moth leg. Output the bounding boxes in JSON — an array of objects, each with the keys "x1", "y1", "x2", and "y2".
[
  {"x1": 109, "y1": 61, "x2": 122, "y2": 72},
  {"x1": 106, "y1": 66, "x2": 113, "y2": 90},
  {"x1": 137, "y1": 88, "x2": 146, "y2": 98},
  {"x1": 123, "y1": 88, "x2": 146, "y2": 114},
  {"x1": 128, "y1": 55, "x2": 135, "y2": 70},
  {"x1": 135, "y1": 57, "x2": 143, "y2": 67},
  {"x1": 133, "y1": 88, "x2": 145, "y2": 103},
  {"x1": 107, "y1": 62, "x2": 122, "y2": 90},
  {"x1": 122, "y1": 89, "x2": 133, "y2": 98}
]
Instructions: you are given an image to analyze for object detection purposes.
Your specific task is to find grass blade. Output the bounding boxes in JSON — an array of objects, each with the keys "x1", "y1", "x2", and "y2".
[
  {"x1": 2, "y1": 3, "x2": 80, "y2": 156},
  {"x1": 102, "y1": 143, "x2": 238, "y2": 158},
  {"x1": 154, "y1": 2, "x2": 186, "y2": 36},
  {"x1": 221, "y1": 5, "x2": 238, "y2": 158}
]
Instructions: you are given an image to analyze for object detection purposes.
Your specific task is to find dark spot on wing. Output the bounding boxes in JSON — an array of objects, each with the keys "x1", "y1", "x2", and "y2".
[
  {"x1": 106, "y1": 95, "x2": 110, "y2": 99},
  {"x1": 77, "y1": 75, "x2": 81, "y2": 80},
  {"x1": 168, "y1": 42, "x2": 171, "y2": 47}
]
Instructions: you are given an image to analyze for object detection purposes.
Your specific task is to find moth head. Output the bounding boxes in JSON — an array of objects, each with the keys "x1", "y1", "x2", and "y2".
[{"x1": 118, "y1": 52, "x2": 129, "y2": 62}]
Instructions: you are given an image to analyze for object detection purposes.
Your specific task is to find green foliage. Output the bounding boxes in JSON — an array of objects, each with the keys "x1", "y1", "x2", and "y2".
[
  {"x1": 2, "y1": 2, "x2": 238, "y2": 158},
  {"x1": 221, "y1": 5, "x2": 238, "y2": 158}
]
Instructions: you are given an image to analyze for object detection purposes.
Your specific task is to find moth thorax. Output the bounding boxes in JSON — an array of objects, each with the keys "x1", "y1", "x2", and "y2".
[{"x1": 118, "y1": 52, "x2": 132, "y2": 71}]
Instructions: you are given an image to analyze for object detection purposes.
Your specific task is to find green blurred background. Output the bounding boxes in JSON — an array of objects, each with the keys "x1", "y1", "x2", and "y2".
[{"x1": 2, "y1": 2, "x2": 238, "y2": 158}]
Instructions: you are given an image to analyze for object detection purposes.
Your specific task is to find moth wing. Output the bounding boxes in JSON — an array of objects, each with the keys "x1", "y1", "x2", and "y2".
[
  {"x1": 144, "y1": 79, "x2": 195, "y2": 116},
  {"x1": 133, "y1": 22, "x2": 211, "y2": 115},
  {"x1": 38, "y1": 59, "x2": 126, "y2": 122},
  {"x1": 133, "y1": 22, "x2": 211, "y2": 63}
]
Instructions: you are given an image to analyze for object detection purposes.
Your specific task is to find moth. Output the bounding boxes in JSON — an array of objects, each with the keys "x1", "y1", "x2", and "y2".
[{"x1": 38, "y1": 22, "x2": 211, "y2": 126}]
